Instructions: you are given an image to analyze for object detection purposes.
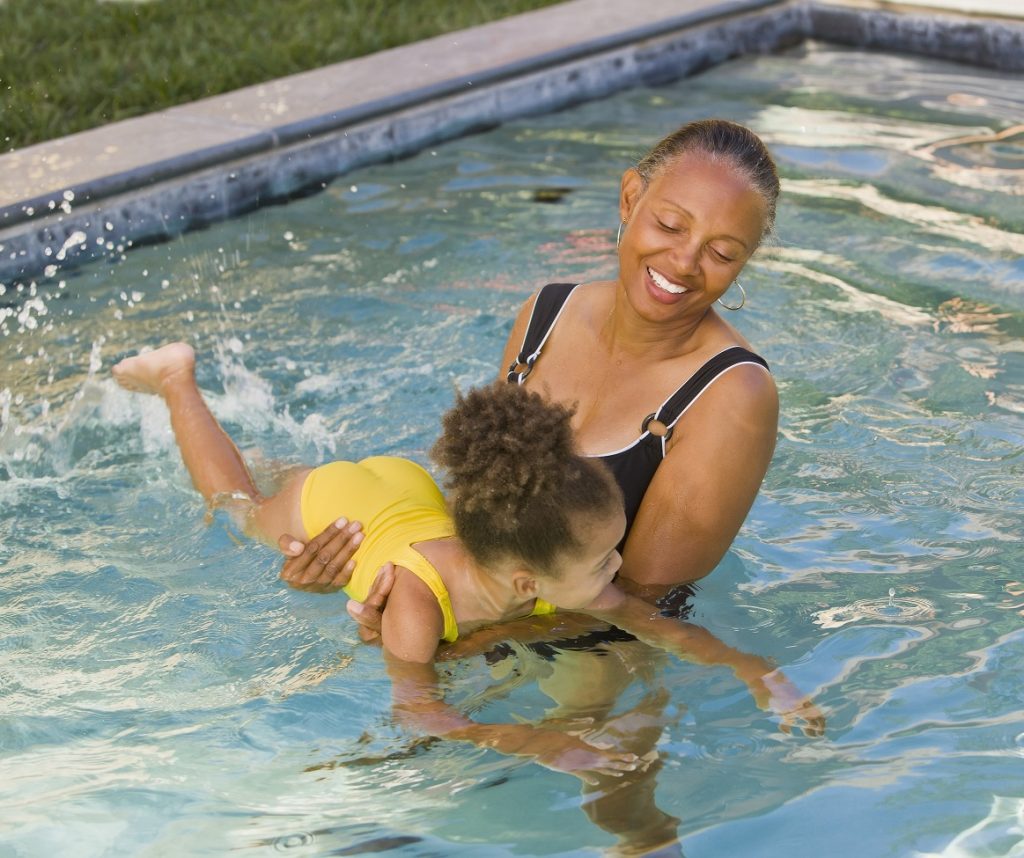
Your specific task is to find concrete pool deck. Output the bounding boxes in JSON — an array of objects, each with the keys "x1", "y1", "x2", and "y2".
[{"x1": 1, "y1": 0, "x2": 1022, "y2": 285}]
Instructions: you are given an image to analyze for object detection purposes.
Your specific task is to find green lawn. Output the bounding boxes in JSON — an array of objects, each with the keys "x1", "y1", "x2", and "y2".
[{"x1": 0, "y1": 0, "x2": 565, "y2": 152}]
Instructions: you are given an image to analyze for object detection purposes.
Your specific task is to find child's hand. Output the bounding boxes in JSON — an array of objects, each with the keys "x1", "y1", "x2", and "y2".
[
  {"x1": 519, "y1": 730, "x2": 643, "y2": 784},
  {"x1": 752, "y1": 670, "x2": 826, "y2": 738}
]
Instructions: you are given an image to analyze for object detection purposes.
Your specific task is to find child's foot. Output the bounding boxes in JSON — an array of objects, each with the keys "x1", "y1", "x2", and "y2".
[{"x1": 112, "y1": 342, "x2": 195, "y2": 394}]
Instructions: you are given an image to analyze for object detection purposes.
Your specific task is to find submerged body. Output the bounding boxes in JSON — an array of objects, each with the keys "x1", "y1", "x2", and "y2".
[{"x1": 111, "y1": 340, "x2": 822, "y2": 858}]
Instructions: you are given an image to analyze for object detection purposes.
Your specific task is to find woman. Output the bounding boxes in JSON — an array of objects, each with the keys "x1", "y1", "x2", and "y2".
[
  {"x1": 272, "y1": 119, "x2": 790, "y2": 854},
  {"x1": 281, "y1": 118, "x2": 780, "y2": 613}
]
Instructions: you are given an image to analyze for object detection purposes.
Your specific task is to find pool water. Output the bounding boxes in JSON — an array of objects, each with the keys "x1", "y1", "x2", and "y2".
[{"x1": 2, "y1": 41, "x2": 1024, "y2": 857}]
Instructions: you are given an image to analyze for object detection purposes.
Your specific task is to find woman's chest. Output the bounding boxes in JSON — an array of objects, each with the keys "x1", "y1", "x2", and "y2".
[{"x1": 524, "y1": 345, "x2": 694, "y2": 455}]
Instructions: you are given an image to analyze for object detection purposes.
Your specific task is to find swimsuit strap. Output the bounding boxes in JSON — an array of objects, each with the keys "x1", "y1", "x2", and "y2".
[
  {"x1": 647, "y1": 346, "x2": 770, "y2": 441},
  {"x1": 507, "y1": 282, "x2": 578, "y2": 383}
]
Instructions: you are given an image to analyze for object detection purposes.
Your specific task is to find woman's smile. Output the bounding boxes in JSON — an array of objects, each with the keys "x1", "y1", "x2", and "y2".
[{"x1": 647, "y1": 266, "x2": 689, "y2": 295}]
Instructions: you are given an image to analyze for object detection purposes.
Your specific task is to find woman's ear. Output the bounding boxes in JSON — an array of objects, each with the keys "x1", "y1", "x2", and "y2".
[
  {"x1": 619, "y1": 168, "x2": 645, "y2": 224},
  {"x1": 511, "y1": 571, "x2": 539, "y2": 600}
]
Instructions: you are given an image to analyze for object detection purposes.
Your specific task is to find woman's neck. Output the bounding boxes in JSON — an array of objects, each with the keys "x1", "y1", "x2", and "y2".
[{"x1": 598, "y1": 282, "x2": 711, "y2": 363}]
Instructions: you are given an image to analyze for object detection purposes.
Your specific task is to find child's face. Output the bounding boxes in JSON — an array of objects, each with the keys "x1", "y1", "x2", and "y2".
[{"x1": 537, "y1": 508, "x2": 627, "y2": 610}]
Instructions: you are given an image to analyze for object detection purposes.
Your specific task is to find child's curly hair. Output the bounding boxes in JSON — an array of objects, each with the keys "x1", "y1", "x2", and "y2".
[{"x1": 431, "y1": 383, "x2": 622, "y2": 575}]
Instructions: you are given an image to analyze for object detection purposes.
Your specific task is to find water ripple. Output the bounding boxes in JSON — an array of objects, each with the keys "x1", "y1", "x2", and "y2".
[{"x1": 813, "y1": 593, "x2": 936, "y2": 629}]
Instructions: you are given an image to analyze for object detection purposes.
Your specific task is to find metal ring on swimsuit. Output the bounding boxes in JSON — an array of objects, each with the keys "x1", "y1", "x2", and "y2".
[
  {"x1": 507, "y1": 356, "x2": 536, "y2": 382},
  {"x1": 641, "y1": 412, "x2": 673, "y2": 441}
]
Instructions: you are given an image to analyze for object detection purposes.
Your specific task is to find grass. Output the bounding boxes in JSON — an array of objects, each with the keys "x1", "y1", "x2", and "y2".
[{"x1": 0, "y1": 0, "x2": 565, "y2": 151}]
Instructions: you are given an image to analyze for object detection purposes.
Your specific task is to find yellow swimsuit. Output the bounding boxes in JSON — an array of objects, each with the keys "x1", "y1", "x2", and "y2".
[{"x1": 300, "y1": 456, "x2": 555, "y2": 642}]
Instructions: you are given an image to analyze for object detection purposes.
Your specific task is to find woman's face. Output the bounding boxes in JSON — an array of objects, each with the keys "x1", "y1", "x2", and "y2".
[{"x1": 617, "y1": 151, "x2": 767, "y2": 318}]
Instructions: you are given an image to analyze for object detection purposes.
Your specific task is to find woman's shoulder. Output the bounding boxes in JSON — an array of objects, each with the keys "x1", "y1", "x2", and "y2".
[
  {"x1": 680, "y1": 313, "x2": 778, "y2": 413},
  {"x1": 515, "y1": 279, "x2": 614, "y2": 314},
  {"x1": 697, "y1": 308, "x2": 759, "y2": 354},
  {"x1": 503, "y1": 280, "x2": 613, "y2": 368}
]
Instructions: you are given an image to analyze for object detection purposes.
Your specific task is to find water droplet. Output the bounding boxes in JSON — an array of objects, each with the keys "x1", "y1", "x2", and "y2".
[{"x1": 813, "y1": 595, "x2": 935, "y2": 628}]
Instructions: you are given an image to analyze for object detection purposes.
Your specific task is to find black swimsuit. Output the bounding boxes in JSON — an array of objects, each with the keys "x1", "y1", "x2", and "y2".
[{"x1": 508, "y1": 282, "x2": 771, "y2": 543}]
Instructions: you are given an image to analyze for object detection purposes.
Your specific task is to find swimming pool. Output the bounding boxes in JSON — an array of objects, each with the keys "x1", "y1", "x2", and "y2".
[{"x1": 2, "y1": 41, "x2": 1023, "y2": 856}]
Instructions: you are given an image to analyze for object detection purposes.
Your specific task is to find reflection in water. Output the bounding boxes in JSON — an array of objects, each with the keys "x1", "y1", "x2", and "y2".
[
  {"x1": 780, "y1": 179, "x2": 1024, "y2": 254},
  {"x1": 461, "y1": 616, "x2": 825, "y2": 856},
  {"x1": 918, "y1": 124, "x2": 1024, "y2": 196},
  {"x1": 915, "y1": 794, "x2": 1024, "y2": 858},
  {"x1": 936, "y1": 297, "x2": 1011, "y2": 337}
]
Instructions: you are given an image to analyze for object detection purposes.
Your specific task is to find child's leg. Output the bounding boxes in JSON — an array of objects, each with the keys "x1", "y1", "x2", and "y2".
[
  {"x1": 113, "y1": 343, "x2": 261, "y2": 502},
  {"x1": 112, "y1": 342, "x2": 308, "y2": 543}
]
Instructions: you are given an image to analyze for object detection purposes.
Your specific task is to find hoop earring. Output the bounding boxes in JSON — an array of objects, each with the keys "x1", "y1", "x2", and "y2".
[
  {"x1": 616, "y1": 220, "x2": 626, "y2": 249},
  {"x1": 717, "y1": 280, "x2": 746, "y2": 311}
]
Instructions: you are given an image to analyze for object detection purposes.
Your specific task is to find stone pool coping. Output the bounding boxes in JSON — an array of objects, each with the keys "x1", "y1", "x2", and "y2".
[{"x1": 2, "y1": 0, "x2": 1022, "y2": 285}]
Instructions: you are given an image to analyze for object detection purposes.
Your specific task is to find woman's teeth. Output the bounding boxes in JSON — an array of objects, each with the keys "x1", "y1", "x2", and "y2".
[{"x1": 648, "y1": 267, "x2": 687, "y2": 294}]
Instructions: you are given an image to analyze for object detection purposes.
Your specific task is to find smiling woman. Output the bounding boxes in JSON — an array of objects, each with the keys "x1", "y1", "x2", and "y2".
[{"x1": 285, "y1": 118, "x2": 781, "y2": 608}]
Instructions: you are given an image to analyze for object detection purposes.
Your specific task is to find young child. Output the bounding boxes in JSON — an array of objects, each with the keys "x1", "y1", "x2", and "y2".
[
  {"x1": 113, "y1": 342, "x2": 627, "y2": 659},
  {"x1": 112, "y1": 343, "x2": 823, "y2": 779}
]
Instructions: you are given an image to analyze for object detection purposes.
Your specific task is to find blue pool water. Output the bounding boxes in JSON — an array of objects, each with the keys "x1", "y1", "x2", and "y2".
[{"x1": 2, "y1": 42, "x2": 1023, "y2": 856}]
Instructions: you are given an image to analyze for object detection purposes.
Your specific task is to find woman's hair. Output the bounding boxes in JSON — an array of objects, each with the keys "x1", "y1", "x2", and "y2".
[
  {"x1": 431, "y1": 383, "x2": 622, "y2": 576},
  {"x1": 635, "y1": 118, "x2": 780, "y2": 241}
]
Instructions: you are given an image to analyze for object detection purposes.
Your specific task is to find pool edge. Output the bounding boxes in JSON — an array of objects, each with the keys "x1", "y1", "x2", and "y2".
[{"x1": 1, "y1": 0, "x2": 1021, "y2": 286}]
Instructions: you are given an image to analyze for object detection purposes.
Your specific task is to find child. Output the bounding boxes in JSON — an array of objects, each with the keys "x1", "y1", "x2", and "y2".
[{"x1": 113, "y1": 343, "x2": 823, "y2": 779}]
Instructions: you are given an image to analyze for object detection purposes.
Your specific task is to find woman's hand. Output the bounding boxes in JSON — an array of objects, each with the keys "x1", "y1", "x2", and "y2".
[
  {"x1": 278, "y1": 518, "x2": 363, "y2": 592},
  {"x1": 346, "y1": 563, "x2": 395, "y2": 643},
  {"x1": 277, "y1": 519, "x2": 395, "y2": 643}
]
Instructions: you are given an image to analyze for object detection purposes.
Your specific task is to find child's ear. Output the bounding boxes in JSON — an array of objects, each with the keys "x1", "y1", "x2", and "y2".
[{"x1": 511, "y1": 571, "x2": 539, "y2": 600}]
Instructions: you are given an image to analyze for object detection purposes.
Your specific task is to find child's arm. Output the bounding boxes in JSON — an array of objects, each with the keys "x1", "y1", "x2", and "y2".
[
  {"x1": 378, "y1": 568, "x2": 446, "y2": 664},
  {"x1": 585, "y1": 585, "x2": 826, "y2": 737},
  {"x1": 380, "y1": 571, "x2": 641, "y2": 780},
  {"x1": 385, "y1": 653, "x2": 641, "y2": 783}
]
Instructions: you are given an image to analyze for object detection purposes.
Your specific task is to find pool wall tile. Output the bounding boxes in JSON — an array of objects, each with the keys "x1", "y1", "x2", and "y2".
[{"x1": 811, "y1": 2, "x2": 1024, "y2": 71}]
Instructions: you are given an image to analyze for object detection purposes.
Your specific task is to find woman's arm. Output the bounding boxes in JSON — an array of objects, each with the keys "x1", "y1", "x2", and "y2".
[
  {"x1": 621, "y1": 362, "x2": 778, "y2": 589},
  {"x1": 386, "y1": 653, "x2": 641, "y2": 783}
]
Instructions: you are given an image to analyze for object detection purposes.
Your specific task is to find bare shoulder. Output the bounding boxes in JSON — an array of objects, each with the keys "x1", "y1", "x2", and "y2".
[
  {"x1": 688, "y1": 315, "x2": 778, "y2": 426},
  {"x1": 714, "y1": 359, "x2": 778, "y2": 417},
  {"x1": 499, "y1": 280, "x2": 613, "y2": 374},
  {"x1": 675, "y1": 355, "x2": 778, "y2": 436},
  {"x1": 380, "y1": 566, "x2": 445, "y2": 664}
]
